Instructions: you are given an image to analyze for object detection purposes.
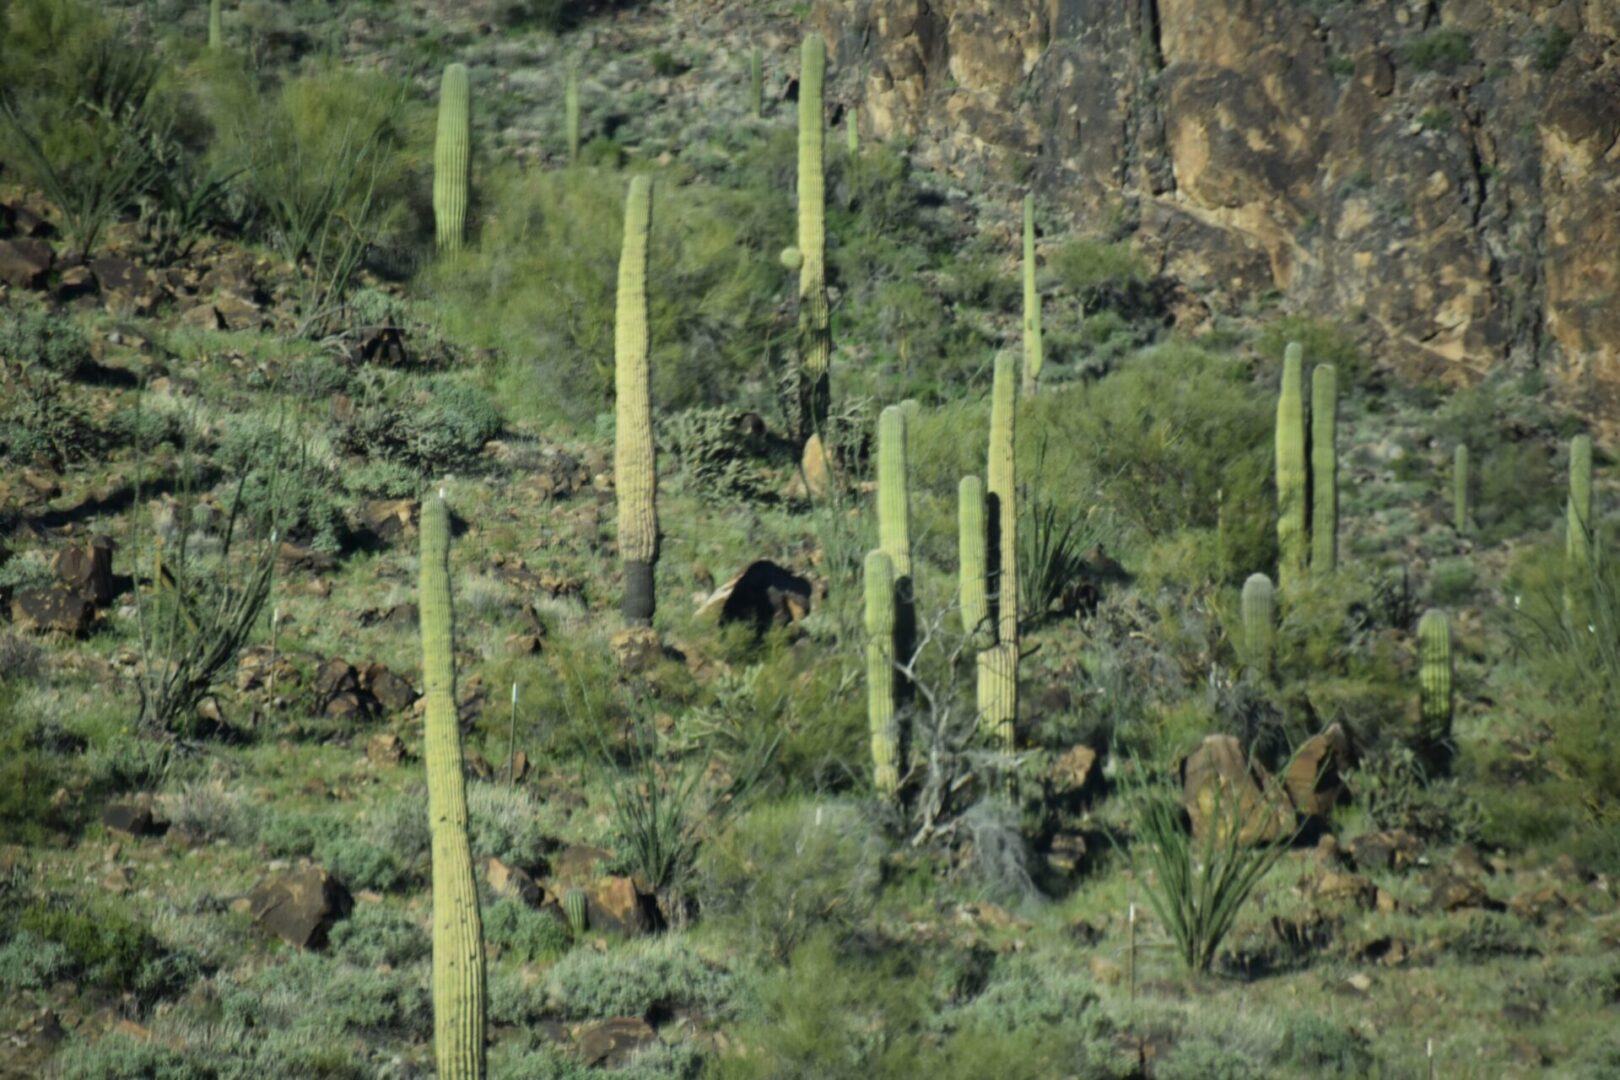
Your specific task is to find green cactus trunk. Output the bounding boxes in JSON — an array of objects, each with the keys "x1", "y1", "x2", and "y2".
[
  {"x1": 988, "y1": 351, "x2": 1019, "y2": 646},
  {"x1": 419, "y1": 495, "x2": 487, "y2": 1080},
  {"x1": 1417, "y1": 608, "x2": 1452, "y2": 753},
  {"x1": 563, "y1": 888, "x2": 587, "y2": 937},
  {"x1": 977, "y1": 643, "x2": 1018, "y2": 752},
  {"x1": 208, "y1": 0, "x2": 223, "y2": 47},
  {"x1": 795, "y1": 34, "x2": 830, "y2": 439},
  {"x1": 958, "y1": 475, "x2": 990, "y2": 646},
  {"x1": 1241, "y1": 572, "x2": 1275, "y2": 679},
  {"x1": 1275, "y1": 342, "x2": 1307, "y2": 593},
  {"x1": 1454, "y1": 444, "x2": 1470, "y2": 534},
  {"x1": 1310, "y1": 363, "x2": 1337, "y2": 573},
  {"x1": 565, "y1": 67, "x2": 581, "y2": 164},
  {"x1": 1021, "y1": 195, "x2": 1042, "y2": 396},
  {"x1": 847, "y1": 109, "x2": 859, "y2": 156},
  {"x1": 615, "y1": 176, "x2": 658, "y2": 625},
  {"x1": 865, "y1": 550, "x2": 900, "y2": 797},
  {"x1": 1568, "y1": 434, "x2": 1594, "y2": 574},
  {"x1": 749, "y1": 49, "x2": 763, "y2": 117},
  {"x1": 433, "y1": 63, "x2": 471, "y2": 256},
  {"x1": 877, "y1": 406, "x2": 911, "y2": 581}
]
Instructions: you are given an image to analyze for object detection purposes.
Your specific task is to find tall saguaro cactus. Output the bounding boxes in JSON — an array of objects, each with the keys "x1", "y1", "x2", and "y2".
[
  {"x1": 1568, "y1": 434, "x2": 1594, "y2": 574},
  {"x1": 1416, "y1": 608, "x2": 1452, "y2": 753},
  {"x1": 1454, "y1": 444, "x2": 1470, "y2": 535},
  {"x1": 795, "y1": 33, "x2": 830, "y2": 438},
  {"x1": 864, "y1": 550, "x2": 899, "y2": 797},
  {"x1": 1275, "y1": 342, "x2": 1307, "y2": 592},
  {"x1": 958, "y1": 475, "x2": 990, "y2": 646},
  {"x1": 616, "y1": 176, "x2": 658, "y2": 625},
  {"x1": 565, "y1": 67, "x2": 581, "y2": 164},
  {"x1": 977, "y1": 643, "x2": 1018, "y2": 751},
  {"x1": 1310, "y1": 363, "x2": 1338, "y2": 572},
  {"x1": 208, "y1": 0, "x2": 223, "y2": 48},
  {"x1": 988, "y1": 351, "x2": 1019, "y2": 644},
  {"x1": 1241, "y1": 572, "x2": 1275, "y2": 678},
  {"x1": 877, "y1": 406, "x2": 912, "y2": 581},
  {"x1": 433, "y1": 63, "x2": 471, "y2": 255},
  {"x1": 1021, "y1": 195, "x2": 1042, "y2": 395},
  {"x1": 419, "y1": 496, "x2": 486, "y2": 1080}
]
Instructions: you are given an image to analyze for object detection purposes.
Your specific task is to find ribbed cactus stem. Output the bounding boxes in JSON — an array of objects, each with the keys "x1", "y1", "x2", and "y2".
[
  {"x1": 208, "y1": 0, "x2": 223, "y2": 48},
  {"x1": 419, "y1": 496, "x2": 486, "y2": 1080},
  {"x1": 1021, "y1": 195, "x2": 1042, "y2": 395},
  {"x1": 1454, "y1": 444, "x2": 1470, "y2": 534},
  {"x1": 433, "y1": 63, "x2": 471, "y2": 255},
  {"x1": 877, "y1": 406, "x2": 911, "y2": 580},
  {"x1": 1417, "y1": 608, "x2": 1452, "y2": 749},
  {"x1": 959, "y1": 475, "x2": 990, "y2": 646},
  {"x1": 795, "y1": 33, "x2": 830, "y2": 438},
  {"x1": 1310, "y1": 363, "x2": 1338, "y2": 573},
  {"x1": 1276, "y1": 342, "x2": 1307, "y2": 592},
  {"x1": 565, "y1": 67, "x2": 581, "y2": 164},
  {"x1": 1568, "y1": 434, "x2": 1593, "y2": 574},
  {"x1": 749, "y1": 48, "x2": 763, "y2": 117},
  {"x1": 563, "y1": 888, "x2": 587, "y2": 936},
  {"x1": 977, "y1": 643, "x2": 1018, "y2": 751},
  {"x1": 1241, "y1": 572, "x2": 1275, "y2": 678},
  {"x1": 988, "y1": 351, "x2": 1019, "y2": 645},
  {"x1": 864, "y1": 550, "x2": 900, "y2": 797},
  {"x1": 846, "y1": 109, "x2": 859, "y2": 156},
  {"x1": 615, "y1": 176, "x2": 658, "y2": 625}
]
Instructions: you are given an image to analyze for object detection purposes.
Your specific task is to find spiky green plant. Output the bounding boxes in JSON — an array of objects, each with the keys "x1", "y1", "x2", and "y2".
[
  {"x1": 419, "y1": 494, "x2": 487, "y2": 1080},
  {"x1": 1275, "y1": 341, "x2": 1307, "y2": 592},
  {"x1": 749, "y1": 48, "x2": 763, "y2": 117},
  {"x1": 433, "y1": 63, "x2": 471, "y2": 255},
  {"x1": 615, "y1": 175, "x2": 658, "y2": 624},
  {"x1": 565, "y1": 67, "x2": 581, "y2": 164},
  {"x1": 1310, "y1": 363, "x2": 1337, "y2": 572},
  {"x1": 795, "y1": 33, "x2": 830, "y2": 439},
  {"x1": 1417, "y1": 607, "x2": 1452, "y2": 751},
  {"x1": 208, "y1": 0, "x2": 223, "y2": 48},
  {"x1": 977, "y1": 642, "x2": 1017, "y2": 752},
  {"x1": 1021, "y1": 194, "x2": 1042, "y2": 395},
  {"x1": 563, "y1": 888, "x2": 587, "y2": 937},
  {"x1": 1240, "y1": 572, "x2": 1275, "y2": 678},
  {"x1": 988, "y1": 351, "x2": 1019, "y2": 645},
  {"x1": 1454, "y1": 443, "x2": 1470, "y2": 534},
  {"x1": 1568, "y1": 434, "x2": 1594, "y2": 574},
  {"x1": 959, "y1": 475, "x2": 990, "y2": 646},
  {"x1": 865, "y1": 550, "x2": 899, "y2": 797}
]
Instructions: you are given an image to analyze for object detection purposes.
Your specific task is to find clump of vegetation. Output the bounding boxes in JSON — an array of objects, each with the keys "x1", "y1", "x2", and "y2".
[{"x1": 1402, "y1": 29, "x2": 1474, "y2": 74}]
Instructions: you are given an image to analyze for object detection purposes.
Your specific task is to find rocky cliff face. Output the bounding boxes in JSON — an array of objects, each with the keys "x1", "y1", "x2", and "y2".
[{"x1": 815, "y1": 0, "x2": 1620, "y2": 428}]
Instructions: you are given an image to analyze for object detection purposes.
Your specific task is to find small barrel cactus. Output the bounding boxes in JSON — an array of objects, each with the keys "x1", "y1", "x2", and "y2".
[
  {"x1": 565, "y1": 67, "x2": 581, "y2": 164},
  {"x1": 1568, "y1": 433, "x2": 1594, "y2": 574},
  {"x1": 563, "y1": 888, "x2": 587, "y2": 937},
  {"x1": 208, "y1": 0, "x2": 223, "y2": 47},
  {"x1": 749, "y1": 48, "x2": 763, "y2": 117}
]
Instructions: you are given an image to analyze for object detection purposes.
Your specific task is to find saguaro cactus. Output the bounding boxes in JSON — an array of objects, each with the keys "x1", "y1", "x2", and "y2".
[
  {"x1": 1241, "y1": 572, "x2": 1275, "y2": 678},
  {"x1": 988, "y1": 351, "x2": 1019, "y2": 644},
  {"x1": 208, "y1": 0, "x2": 223, "y2": 47},
  {"x1": 847, "y1": 109, "x2": 859, "y2": 156},
  {"x1": 419, "y1": 495, "x2": 486, "y2": 1080},
  {"x1": 1310, "y1": 363, "x2": 1338, "y2": 572},
  {"x1": 864, "y1": 550, "x2": 900, "y2": 796},
  {"x1": 1417, "y1": 608, "x2": 1452, "y2": 751},
  {"x1": 1568, "y1": 434, "x2": 1594, "y2": 574},
  {"x1": 565, "y1": 67, "x2": 581, "y2": 164},
  {"x1": 959, "y1": 475, "x2": 989, "y2": 645},
  {"x1": 615, "y1": 176, "x2": 658, "y2": 625},
  {"x1": 1275, "y1": 342, "x2": 1307, "y2": 592},
  {"x1": 795, "y1": 34, "x2": 830, "y2": 438},
  {"x1": 977, "y1": 643, "x2": 1018, "y2": 751},
  {"x1": 433, "y1": 63, "x2": 471, "y2": 255},
  {"x1": 1454, "y1": 444, "x2": 1470, "y2": 534},
  {"x1": 877, "y1": 406, "x2": 911, "y2": 581},
  {"x1": 1021, "y1": 195, "x2": 1042, "y2": 395}
]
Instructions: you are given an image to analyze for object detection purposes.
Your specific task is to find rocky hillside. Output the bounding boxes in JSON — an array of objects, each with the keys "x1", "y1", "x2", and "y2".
[{"x1": 817, "y1": 0, "x2": 1620, "y2": 430}]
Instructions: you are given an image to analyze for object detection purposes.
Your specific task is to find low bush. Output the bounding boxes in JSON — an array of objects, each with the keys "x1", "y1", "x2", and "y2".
[
  {"x1": 329, "y1": 903, "x2": 431, "y2": 969},
  {"x1": 331, "y1": 370, "x2": 501, "y2": 474},
  {"x1": 483, "y1": 897, "x2": 569, "y2": 963},
  {"x1": 544, "y1": 936, "x2": 733, "y2": 1020},
  {"x1": 1402, "y1": 29, "x2": 1474, "y2": 74}
]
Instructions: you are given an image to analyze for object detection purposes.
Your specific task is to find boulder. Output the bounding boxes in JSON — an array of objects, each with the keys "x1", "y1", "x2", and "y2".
[
  {"x1": 1346, "y1": 829, "x2": 1421, "y2": 873},
  {"x1": 1284, "y1": 723, "x2": 1351, "y2": 817},
  {"x1": 361, "y1": 663, "x2": 418, "y2": 713},
  {"x1": 576, "y1": 1017, "x2": 657, "y2": 1068},
  {"x1": 52, "y1": 537, "x2": 115, "y2": 606},
  {"x1": 485, "y1": 857, "x2": 544, "y2": 906},
  {"x1": 694, "y1": 560, "x2": 813, "y2": 631},
  {"x1": 1180, "y1": 734, "x2": 1295, "y2": 845},
  {"x1": 11, "y1": 588, "x2": 96, "y2": 636},
  {"x1": 357, "y1": 499, "x2": 417, "y2": 545},
  {"x1": 552, "y1": 844, "x2": 614, "y2": 885},
  {"x1": 243, "y1": 864, "x2": 353, "y2": 949},
  {"x1": 101, "y1": 800, "x2": 159, "y2": 837},
  {"x1": 0, "y1": 237, "x2": 52, "y2": 289},
  {"x1": 1046, "y1": 744, "x2": 1098, "y2": 799},
  {"x1": 1426, "y1": 870, "x2": 1493, "y2": 913},
  {"x1": 365, "y1": 732, "x2": 406, "y2": 766},
  {"x1": 90, "y1": 257, "x2": 163, "y2": 315},
  {"x1": 610, "y1": 626, "x2": 664, "y2": 674},
  {"x1": 586, "y1": 875, "x2": 660, "y2": 936}
]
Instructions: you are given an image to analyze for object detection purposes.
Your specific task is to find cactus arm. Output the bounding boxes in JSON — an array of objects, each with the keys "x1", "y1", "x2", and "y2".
[
  {"x1": 1310, "y1": 363, "x2": 1338, "y2": 572},
  {"x1": 433, "y1": 63, "x2": 472, "y2": 255},
  {"x1": 749, "y1": 48, "x2": 763, "y2": 117},
  {"x1": 1568, "y1": 434, "x2": 1593, "y2": 572},
  {"x1": 615, "y1": 176, "x2": 658, "y2": 624},
  {"x1": 419, "y1": 495, "x2": 486, "y2": 1080},
  {"x1": 877, "y1": 406, "x2": 911, "y2": 580}
]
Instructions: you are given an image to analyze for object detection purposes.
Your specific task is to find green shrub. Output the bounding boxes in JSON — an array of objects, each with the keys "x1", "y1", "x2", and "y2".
[
  {"x1": 465, "y1": 783, "x2": 552, "y2": 869},
  {"x1": 329, "y1": 903, "x2": 430, "y2": 968},
  {"x1": 0, "y1": 306, "x2": 91, "y2": 376},
  {"x1": 1051, "y1": 237, "x2": 1149, "y2": 293},
  {"x1": 1155, "y1": 1037, "x2": 1263, "y2": 1080},
  {"x1": 544, "y1": 936, "x2": 733, "y2": 1020},
  {"x1": 219, "y1": 950, "x2": 431, "y2": 1040},
  {"x1": 51, "y1": 1033, "x2": 205, "y2": 1080},
  {"x1": 17, "y1": 900, "x2": 180, "y2": 998},
  {"x1": 0, "y1": 695, "x2": 67, "y2": 841},
  {"x1": 483, "y1": 897, "x2": 569, "y2": 963},
  {"x1": 1346, "y1": 744, "x2": 1483, "y2": 842},
  {"x1": 1402, "y1": 29, "x2": 1474, "y2": 73},
  {"x1": 1280, "y1": 1012, "x2": 1376, "y2": 1075},
  {"x1": 0, "y1": 928, "x2": 72, "y2": 989},
  {"x1": 332, "y1": 370, "x2": 501, "y2": 473},
  {"x1": 662, "y1": 406, "x2": 777, "y2": 505},
  {"x1": 1252, "y1": 315, "x2": 1364, "y2": 385},
  {"x1": 1428, "y1": 557, "x2": 1478, "y2": 605},
  {"x1": 1533, "y1": 26, "x2": 1574, "y2": 72}
]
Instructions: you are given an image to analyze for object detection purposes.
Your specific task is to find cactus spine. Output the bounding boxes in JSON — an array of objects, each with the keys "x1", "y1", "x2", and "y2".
[
  {"x1": 1021, "y1": 195, "x2": 1042, "y2": 395},
  {"x1": 208, "y1": 0, "x2": 222, "y2": 48},
  {"x1": 419, "y1": 496, "x2": 486, "y2": 1080},
  {"x1": 565, "y1": 67, "x2": 581, "y2": 164},
  {"x1": 1417, "y1": 608, "x2": 1452, "y2": 751},
  {"x1": 959, "y1": 475, "x2": 989, "y2": 645},
  {"x1": 988, "y1": 351, "x2": 1019, "y2": 644},
  {"x1": 864, "y1": 550, "x2": 900, "y2": 796},
  {"x1": 615, "y1": 176, "x2": 658, "y2": 625},
  {"x1": 1568, "y1": 434, "x2": 1594, "y2": 574},
  {"x1": 433, "y1": 63, "x2": 471, "y2": 255},
  {"x1": 749, "y1": 48, "x2": 763, "y2": 117},
  {"x1": 1275, "y1": 342, "x2": 1307, "y2": 593},
  {"x1": 1454, "y1": 444, "x2": 1470, "y2": 534},
  {"x1": 1310, "y1": 363, "x2": 1337, "y2": 572},
  {"x1": 1241, "y1": 572, "x2": 1275, "y2": 678},
  {"x1": 795, "y1": 34, "x2": 830, "y2": 438}
]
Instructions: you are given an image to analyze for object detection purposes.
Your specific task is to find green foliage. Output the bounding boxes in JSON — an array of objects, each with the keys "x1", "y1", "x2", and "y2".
[
  {"x1": 1402, "y1": 29, "x2": 1474, "y2": 74},
  {"x1": 0, "y1": 928, "x2": 72, "y2": 989},
  {"x1": 17, "y1": 900, "x2": 180, "y2": 999},
  {"x1": 1345, "y1": 744, "x2": 1482, "y2": 842},
  {"x1": 330, "y1": 903, "x2": 431, "y2": 969},
  {"x1": 465, "y1": 783, "x2": 553, "y2": 869},
  {"x1": 1050, "y1": 236, "x2": 1150, "y2": 294},
  {"x1": 260, "y1": 809, "x2": 412, "y2": 892},
  {"x1": 0, "y1": 306, "x2": 91, "y2": 376},
  {"x1": 0, "y1": 695, "x2": 67, "y2": 842},
  {"x1": 662, "y1": 406, "x2": 775, "y2": 504},
  {"x1": 482, "y1": 898, "x2": 570, "y2": 963},
  {"x1": 1279, "y1": 1013, "x2": 1376, "y2": 1075},
  {"x1": 214, "y1": 417, "x2": 349, "y2": 553},
  {"x1": 1532, "y1": 25, "x2": 1574, "y2": 73},
  {"x1": 219, "y1": 950, "x2": 432, "y2": 1041},
  {"x1": 1253, "y1": 316, "x2": 1364, "y2": 385},
  {"x1": 544, "y1": 936, "x2": 733, "y2": 1020},
  {"x1": 332, "y1": 370, "x2": 501, "y2": 474}
]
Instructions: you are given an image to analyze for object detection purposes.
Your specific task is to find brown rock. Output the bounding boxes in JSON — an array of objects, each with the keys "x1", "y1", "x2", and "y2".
[
  {"x1": 800, "y1": 433, "x2": 831, "y2": 499},
  {"x1": 1284, "y1": 723, "x2": 1350, "y2": 817},
  {"x1": 553, "y1": 844, "x2": 614, "y2": 885},
  {"x1": 464, "y1": 751, "x2": 494, "y2": 781},
  {"x1": 587, "y1": 875, "x2": 659, "y2": 936},
  {"x1": 694, "y1": 560, "x2": 813, "y2": 631},
  {"x1": 1346, "y1": 830, "x2": 1422, "y2": 873},
  {"x1": 180, "y1": 303, "x2": 226, "y2": 331},
  {"x1": 102, "y1": 800, "x2": 158, "y2": 837},
  {"x1": 11, "y1": 588, "x2": 96, "y2": 636},
  {"x1": 1310, "y1": 870, "x2": 1377, "y2": 910},
  {"x1": 90, "y1": 257, "x2": 162, "y2": 315},
  {"x1": 486, "y1": 857, "x2": 544, "y2": 906},
  {"x1": 276, "y1": 542, "x2": 336, "y2": 575},
  {"x1": 244, "y1": 864, "x2": 354, "y2": 949},
  {"x1": 610, "y1": 626, "x2": 664, "y2": 674},
  {"x1": 1427, "y1": 871, "x2": 1491, "y2": 913},
  {"x1": 1180, "y1": 734, "x2": 1295, "y2": 845},
  {"x1": 366, "y1": 732, "x2": 406, "y2": 766},
  {"x1": 52, "y1": 537, "x2": 115, "y2": 606},
  {"x1": 101, "y1": 866, "x2": 134, "y2": 894},
  {"x1": 54, "y1": 265, "x2": 96, "y2": 301},
  {"x1": 362, "y1": 664, "x2": 417, "y2": 713},
  {"x1": 358, "y1": 499, "x2": 417, "y2": 545},
  {"x1": 0, "y1": 237, "x2": 52, "y2": 289},
  {"x1": 576, "y1": 1017, "x2": 657, "y2": 1068},
  {"x1": 1047, "y1": 744, "x2": 1098, "y2": 798}
]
